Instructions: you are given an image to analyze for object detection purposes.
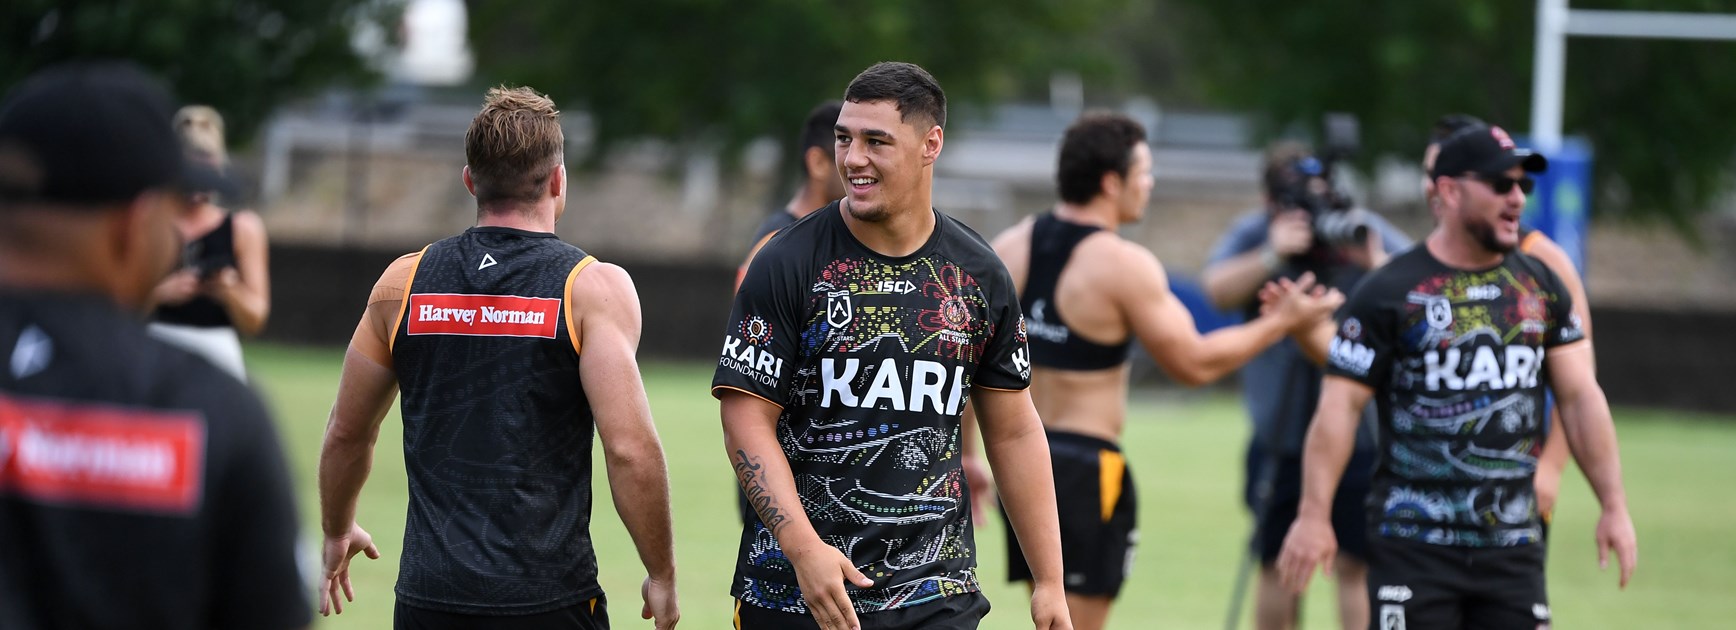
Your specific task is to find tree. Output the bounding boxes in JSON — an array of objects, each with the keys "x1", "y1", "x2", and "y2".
[
  {"x1": 466, "y1": 0, "x2": 1130, "y2": 161},
  {"x1": 1, "y1": 0, "x2": 391, "y2": 145},
  {"x1": 1158, "y1": 0, "x2": 1736, "y2": 229}
]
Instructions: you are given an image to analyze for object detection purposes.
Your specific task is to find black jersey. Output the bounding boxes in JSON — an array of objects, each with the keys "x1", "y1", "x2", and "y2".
[
  {"x1": 0, "y1": 291, "x2": 306, "y2": 630},
  {"x1": 1021, "y1": 213, "x2": 1132, "y2": 370},
  {"x1": 712, "y1": 202, "x2": 1031, "y2": 614},
  {"x1": 391, "y1": 226, "x2": 602, "y2": 614},
  {"x1": 1325, "y1": 245, "x2": 1584, "y2": 548}
]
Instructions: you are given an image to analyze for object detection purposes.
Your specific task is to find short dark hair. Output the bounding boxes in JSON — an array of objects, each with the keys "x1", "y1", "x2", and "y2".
[
  {"x1": 1430, "y1": 113, "x2": 1485, "y2": 144},
  {"x1": 799, "y1": 101, "x2": 843, "y2": 155},
  {"x1": 1056, "y1": 113, "x2": 1147, "y2": 204},
  {"x1": 843, "y1": 62, "x2": 946, "y2": 130},
  {"x1": 464, "y1": 86, "x2": 563, "y2": 207},
  {"x1": 1262, "y1": 140, "x2": 1313, "y2": 198}
]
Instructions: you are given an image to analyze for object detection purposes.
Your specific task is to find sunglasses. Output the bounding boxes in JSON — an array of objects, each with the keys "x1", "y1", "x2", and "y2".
[{"x1": 1463, "y1": 173, "x2": 1535, "y2": 195}]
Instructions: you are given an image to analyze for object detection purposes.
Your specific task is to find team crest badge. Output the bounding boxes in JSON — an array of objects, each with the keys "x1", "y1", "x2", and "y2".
[
  {"x1": 1425, "y1": 296, "x2": 1453, "y2": 330},
  {"x1": 1380, "y1": 604, "x2": 1407, "y2": 630},
  {"x1": 827, "y1": 290, "x2": 853, "y2": 328}
]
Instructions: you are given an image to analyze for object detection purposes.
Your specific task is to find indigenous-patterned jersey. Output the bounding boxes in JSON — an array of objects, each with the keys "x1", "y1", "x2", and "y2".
[
  {"x1": 1326, "y1": 245, "x2": 1584, "y2": 547},
  {"x1": 712, "y1": 201, "x2": 1030, "y2": 613}
]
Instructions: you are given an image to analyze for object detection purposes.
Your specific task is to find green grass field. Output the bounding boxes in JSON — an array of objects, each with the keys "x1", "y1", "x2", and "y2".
[{"x1": 248, "y1": 343, "x2": 1736, "y2": 629}]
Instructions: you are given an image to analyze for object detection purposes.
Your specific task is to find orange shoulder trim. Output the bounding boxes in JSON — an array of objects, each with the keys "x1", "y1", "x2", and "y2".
[{"x1": 563, "y1": 255, "x2": 598, "y2": 356}]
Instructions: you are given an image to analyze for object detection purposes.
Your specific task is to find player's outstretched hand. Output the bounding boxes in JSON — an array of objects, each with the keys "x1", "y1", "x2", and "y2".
[
  {"x1": 1262, "y1": 272, "x2": 1345, "y2": 327},
  {"x1": 641, "y1": 574, "x2": 681, "y2": 629},
  {"x1": 1030, "y1": 582, "x2": 1074, "y2": 630},
  {"x1": 789, "y1": 542, "x2": 874, "y2": 630},
  {"x1": 1276, "y1": 516, "x2": 1337, "y2": 594},
  {"x1": 1596, "y1": 507, "x2": 1639, "y2": 589},
  {"x1": 319, "y1": 522, "x2": 381, "y2": 616}
]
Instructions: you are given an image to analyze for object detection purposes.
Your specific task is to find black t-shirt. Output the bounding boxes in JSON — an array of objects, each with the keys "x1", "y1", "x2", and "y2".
[
  {"x1": 391, "y1": 227, "x2": 602, "y2": 615},
  {"x1": 751, "y1": 208, "x2": 802, "y2": 246},
  {"x1": 1325, "y1": 245, "x2": 1585, "y2": 547},
  {"x1": 713, "y1": 202, "x2": 1030, "y2": 613},
  {"x1": 0, "y1": 291, "x2": 307, "y2": 630}
]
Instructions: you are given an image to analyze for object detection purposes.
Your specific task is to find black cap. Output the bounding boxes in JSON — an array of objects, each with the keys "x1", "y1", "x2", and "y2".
[
  {"x1": 0, "y1": 61, "x2": 190, "y2": 206},
  {"x1": 1430, "y1": 123, "x2": 1548, "y2": 180}
]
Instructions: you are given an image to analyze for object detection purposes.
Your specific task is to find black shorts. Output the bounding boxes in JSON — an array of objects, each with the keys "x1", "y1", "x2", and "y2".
[
  {"x1": 1366, "y1": 536, "x2": 1550, "y2": 630},
  {"x1": 1003, "y1": 431, "x2": 1137, "y2": 598},
  {"x1": 732, "y1": 592, "x2": 989, "y2": 629},
  {"x1": 395, "y1": 596, "x2": 607, "y2": 630},
  {"x1": 1245, "y1": 443, "x2": 1374, "y2": 564}
]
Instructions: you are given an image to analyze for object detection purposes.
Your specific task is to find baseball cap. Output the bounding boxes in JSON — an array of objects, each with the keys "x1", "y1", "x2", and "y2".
[
  {"x1": 1430, "y1": 123, "x2": 1548, "y2": 180},
  {"x1": 0, "y1": 61, "x2": 192, "y2": 206}
]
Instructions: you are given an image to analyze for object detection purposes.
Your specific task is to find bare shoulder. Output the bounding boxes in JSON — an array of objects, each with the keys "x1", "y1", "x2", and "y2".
[
  {"x1": 1522, "y1": 233, "x2": 1580, "y2": 280},
  {"x1": 1070, "y1": 232, "x2": 1165, "y2": 303},
  {"x1": 375, "y1": 249, "x2": 422, "y2": 286},
  {"x1": 568, "y1": 261, "x2": 640, "y2": 311},
  {"x1": 988, "y1": 216, "x2": 1035, "y2": 257},
  {"x1": 1097, "y1": 232, "x2": 1164, "y2": 277},
  {"x1": 230, "y1": 209, "x2": 266, "y2": 233}
]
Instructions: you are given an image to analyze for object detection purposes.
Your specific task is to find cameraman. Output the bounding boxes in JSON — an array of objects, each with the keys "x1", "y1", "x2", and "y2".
[{"x1": 1202, "y1": 141, "x2": 1410, "y2": 630}]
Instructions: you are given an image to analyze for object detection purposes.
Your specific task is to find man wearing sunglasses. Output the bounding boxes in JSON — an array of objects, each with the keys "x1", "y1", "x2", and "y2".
[
  {"x1": 1275, "y1": 123, "x2": 1638, "y2": 628},
  {"x1": 1423, "y1": 115, "x2": 1592, "y2": 548}
]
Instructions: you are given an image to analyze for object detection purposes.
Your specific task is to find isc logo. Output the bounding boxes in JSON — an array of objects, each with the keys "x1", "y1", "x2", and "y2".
[
  {"x1": 1465, "y1": 285, "x2": 1502, "y2": 300},
  {"x1": 1377, "y1": 585, "x2": 1413, "y2": 602},
  {"x1": 874, "y1": 280, "x2": 917, "y2": 294}
]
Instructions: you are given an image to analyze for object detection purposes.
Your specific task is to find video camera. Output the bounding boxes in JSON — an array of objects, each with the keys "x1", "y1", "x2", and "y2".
[{"x1": 1272, "y1": 114, "x2": 1370, "y2": 249}]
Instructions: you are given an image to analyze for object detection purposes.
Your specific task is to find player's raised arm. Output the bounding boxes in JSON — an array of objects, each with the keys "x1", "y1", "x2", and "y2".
[{"x1": 1122, "y1": 245, "x2": 1340, "y2": 386}]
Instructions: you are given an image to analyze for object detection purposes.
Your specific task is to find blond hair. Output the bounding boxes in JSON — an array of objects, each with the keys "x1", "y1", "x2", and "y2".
[
  {"x1": 174, "y1": 105, "x2": 227, "y2": 165},
  {"x1": 464, "y1": 86, "x2": 564, "y2": 206}
]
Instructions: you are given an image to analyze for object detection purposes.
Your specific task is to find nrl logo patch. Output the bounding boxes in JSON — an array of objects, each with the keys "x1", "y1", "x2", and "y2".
[{"x1": 827, "y1": 290, "x2": 853, "y2": 328}]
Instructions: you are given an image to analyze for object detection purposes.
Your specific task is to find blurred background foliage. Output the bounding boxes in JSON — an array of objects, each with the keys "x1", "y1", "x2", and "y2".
[{"x1": 3, "y1": 0, "x2": 1734, "y2": 227}]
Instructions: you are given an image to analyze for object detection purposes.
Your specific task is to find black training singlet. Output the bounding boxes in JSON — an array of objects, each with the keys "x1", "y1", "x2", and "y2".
[
  {"x1": 154, "y1": 213, "x2": 236, "y2": 328},
  {"x1": 1020, "y1": 213, "x2": 1132, "y2": 370},
  {"x1": 391, "y1": 226, "x2": 601, "y2": 615}
]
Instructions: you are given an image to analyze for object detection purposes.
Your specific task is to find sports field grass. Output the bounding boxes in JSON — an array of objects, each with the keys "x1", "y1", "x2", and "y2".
[{"x1": 248, "y1": 343, "x2": 1736, "y2": 628}]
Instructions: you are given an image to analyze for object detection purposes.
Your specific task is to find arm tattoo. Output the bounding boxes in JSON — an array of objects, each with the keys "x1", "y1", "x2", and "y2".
[{"x1": 733, "y1": 448, "x2": 789, "y2": 535}]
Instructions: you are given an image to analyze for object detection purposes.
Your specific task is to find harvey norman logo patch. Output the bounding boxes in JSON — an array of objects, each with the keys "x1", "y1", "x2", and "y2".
[
  {"x1": 408, "y1": 293, "x2": 561, "y2": 339},
  {"x1": 0, "y1": 393, "x2": 206, "y2": 515}
]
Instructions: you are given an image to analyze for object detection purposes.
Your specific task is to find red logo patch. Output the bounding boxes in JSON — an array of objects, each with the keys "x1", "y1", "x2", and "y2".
[
  {"x1": 0, "y1": 394, "x2": 205, "y2": 515},
  {"x1": 407, "y1": 293, "x2": 562, "y2": 339},
  {"x1": 1490, "y1": 125, "x2": 1516, "y2": 150}
]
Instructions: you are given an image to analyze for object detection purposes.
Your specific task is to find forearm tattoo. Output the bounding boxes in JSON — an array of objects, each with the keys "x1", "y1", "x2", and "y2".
[{"x1": 733, "y1": 448, "x2": 788, "y2": 535}]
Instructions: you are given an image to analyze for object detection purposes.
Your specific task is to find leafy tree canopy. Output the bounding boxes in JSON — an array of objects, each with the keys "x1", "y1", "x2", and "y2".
[
  {"x1": 1160, "y1": 0, "x2": 1736, "y2": 227},
  {"x1": 467, "y1": 0, "x2": 1128, "y2": 160},
  {"x1": 1, "y1": 0, "x2": 388, "y2": 145}
]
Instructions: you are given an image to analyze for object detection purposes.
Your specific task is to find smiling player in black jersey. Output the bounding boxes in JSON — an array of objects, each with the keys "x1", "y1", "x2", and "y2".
[{"x1": 715, "y1": 62, "x2": 1069, "y2": 630}]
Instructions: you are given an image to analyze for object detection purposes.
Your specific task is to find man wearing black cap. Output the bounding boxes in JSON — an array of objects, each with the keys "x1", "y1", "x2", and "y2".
[
  {"x1": 0, "y1": 62, "x2": 310, "y2": 629},
  {"x1": 1274, "y1": 123, "x2": 1637, "y2": 628}
]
